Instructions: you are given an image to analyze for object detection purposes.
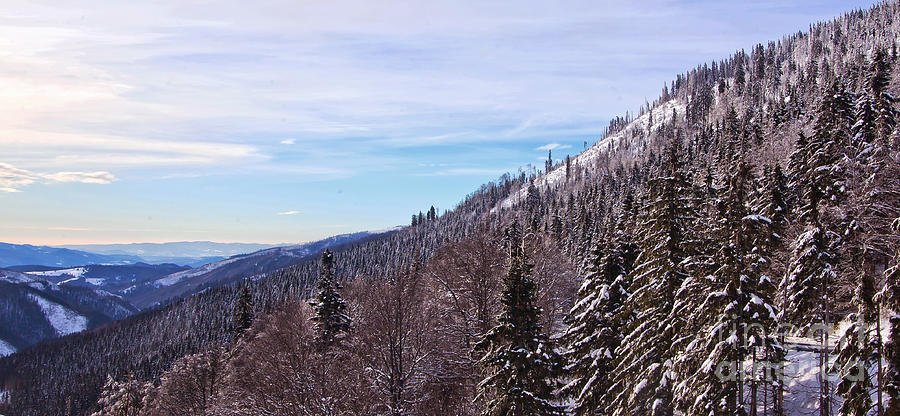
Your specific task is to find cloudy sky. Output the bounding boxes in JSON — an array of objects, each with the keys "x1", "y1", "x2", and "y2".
[{"x1": 0, "y1": 0, "x2": 874, "y2": 245}]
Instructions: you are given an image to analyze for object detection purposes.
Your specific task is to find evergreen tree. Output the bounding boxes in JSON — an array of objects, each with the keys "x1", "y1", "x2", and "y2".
[
  {"x1": 831, "y1": 281, "x2": 878, "y2": 416},
  {"x1": 233, "y1": 282, "x2": 254, "y2": 338},
  {"x1": 607, "y1": 133, "x2": 696, "y2": 415},
  {"x1": 561, "y1": 217, "x2": 637, "y2": 415},
  {"x1": 310, "y1": 249, "x2": 351, "y2": 348},
  {"x1": 475, "y1": 223, "x2": 565, "y2": 416},
  {"x1": 753, "y1": 164, "x2": 791, "y2": 415},
  {"x1": 91, "y1": 373, "x2": 146, "y2": 416},
  {"x1": 686, "y1": 162, "x2": 782, "y2": 416},
  {"x1": 782, "y1": 220, "x2": 838, "y2": 416},
  {"x1": 807, "y1": 80, "x2": 854, "y2": 210},
  {"x1": 835, "y1": 48, "x2": 899, "y2": 416}
]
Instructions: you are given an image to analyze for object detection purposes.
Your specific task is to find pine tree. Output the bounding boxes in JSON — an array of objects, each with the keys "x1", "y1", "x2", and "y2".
[
  {"x1": 782, "y1": 220, "x2": 838, "y2": 416},
  {"x1": 233, "y1": 282, "x2": 254, "y2": 338},
  {"x1": 835, "y1": 48, "x2": 900, "y2": 416},
  {"x1": 686, "y1": 162, "x2": 782, "y2": 416},
  {"x1": 831, "y1": 277, "x2": 877, "y2": 416},
  {"x1": 753, "y1": 164, "x2": 791, "y2": 416},
  {"x1": 310, "y1": 249, "x2": 351, "y2": 348},
  {"x1": 561, "y1": 218, "x2": 637, "y2": 415},
  {"x1": 475, "y1": 223, "x2": 565, "y2": 416},
  {"x1": 607, "y1": 133, "x2": 696, "y2": 415},
  {"x1": 91, "y1": 373, "x2": 146, "y2": 416},
  {"x1": 808, "y1": 80, "x2": 854, "y2": 210}
]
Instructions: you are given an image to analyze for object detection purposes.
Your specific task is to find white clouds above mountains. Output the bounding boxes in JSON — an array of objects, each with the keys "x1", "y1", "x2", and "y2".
[{"x1": 0, "y1": 163, "x2": 116, "y2": 192}]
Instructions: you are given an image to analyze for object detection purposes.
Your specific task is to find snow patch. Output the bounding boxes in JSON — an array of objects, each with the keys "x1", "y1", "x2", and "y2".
[
  {"x1": 154, "y1": 256, "x2": 242, "y2": 287},
  {"x1": 27, "y1": 267, "x2": 87, "y2": 278},
  {"x1": 0, "y1": 339, "x2": 15, "y2": 357},
  {"x1": 27, "y1": 294, "x2": 88, "y2": 336},
  {"x1": 493, "y1": 99, "x2": 686, "y2": 212},
  {"x1": 85, "y1": 278, "x2": 105, "y2": 286},
  {"x1": 0, "y1": 269, "x2": 34, "y2": 284}
]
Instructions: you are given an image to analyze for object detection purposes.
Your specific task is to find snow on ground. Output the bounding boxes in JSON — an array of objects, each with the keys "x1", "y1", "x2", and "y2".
[
  {"x1": 154, "y1": 256, "x2": 243, "y2": 287},
  {"x1": 494, "y1": 99, "x2": 686, "y2": 212},
  {"x1": 27, "y1": 294, "x2": 88, "y2": 336},
  {"x1": 57, "y1": 276, "x2": 79, "y2": 285},
  {"x1": 0, "y1": 339, "x2": 15, "y2": 357},
  {"x1": 27, "y1": 267, "x2": 87, "y2": 278},
  {"x1": 783, "y1": 350, "x2": 842, "y2": 414},
  {"x1": 0, "y1": 269, "x2": 34, "y2": 284},
  {"x1": 85, "y1": 278, "x2": 105, "y2": 286}
]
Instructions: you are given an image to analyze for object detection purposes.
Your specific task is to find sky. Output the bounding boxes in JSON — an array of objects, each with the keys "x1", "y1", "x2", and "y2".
[{"x1": 0, "y1": 0, "x2": 876, "y2": 245}]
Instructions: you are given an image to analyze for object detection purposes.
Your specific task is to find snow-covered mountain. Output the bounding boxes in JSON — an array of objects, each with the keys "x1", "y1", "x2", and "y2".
[
  {"x1": 0, "y1": 269, "x2": 139, "y2": 356},
  {"x1": 10, "y1": 263, "x2": 190, "y2": 296},
  {"x1": 128, "y1": 230, "x2": 398, "y2": 309}
]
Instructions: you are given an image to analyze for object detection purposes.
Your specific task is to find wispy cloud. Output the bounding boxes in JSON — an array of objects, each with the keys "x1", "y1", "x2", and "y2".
[
  {"x1": 44, "y1": 171, "x2": 116, "y2": 184},
  {"x1": 0, "y1": 162, "x2": 116, "y2": 192},
  {"x1": 280, "y1": 138, "x2": 297, "y2": 145},
  {"x1": 536, "y1": 143, "x2": 572, "y2": 151},
  {"x1": 277, "y1": 210, "x2": 301, "y2": 215}
]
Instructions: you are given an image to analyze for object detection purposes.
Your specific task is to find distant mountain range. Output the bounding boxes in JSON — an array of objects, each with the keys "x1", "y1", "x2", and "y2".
[
  {"x1": 61, "y1": 241, "x2": 284, "y2": 264},
  {"x1": 0, "y1": 241, "x2": 287, "y2": 268},
  {"x1": 0, "y1": 268, "x2": 139, "y2": 357},
  {"x1": 0, "y1": 229, "x2": 400, "y2": 354},
  {"x1": 125, "y1": 230, "x2": 393, "y2": 309},
  {"x1": 0, "y1": 243, "x2": 145, "y2": 268}
]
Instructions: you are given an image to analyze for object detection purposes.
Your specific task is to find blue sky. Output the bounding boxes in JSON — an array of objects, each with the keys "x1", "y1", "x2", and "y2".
[{"x1": 0, "y1": 0, "x2": 875, "y2": 245}]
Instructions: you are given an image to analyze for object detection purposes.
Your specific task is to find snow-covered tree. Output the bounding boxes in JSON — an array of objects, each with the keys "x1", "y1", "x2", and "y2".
[
  {"x1": 561, "y1": 220, "x2": 636, "y2": 415},
  {"x1": 832, "y1": 48, "x2": 900, "y2": 416},
  {"x1": 475, "y1": 223, "x2": 565, "y2": 416},
  {"x1": 310, "y1": 249, "x2": 351, "y2": 348},
  {"x1": 91, "y1": 373, "x2": 147, "y2": 416},
  {"x1": 144, "y1": 347, "x2": 225, "y2": 416},
  {"x1": 607, "y1": 134, "x2": 696, "y2": 416},
  {"x1": 685, "y1": 162, "x2": 782, "y2": 416},
  {"x1": 232, "y1": 283, "x2": 254, "y2": 338}
]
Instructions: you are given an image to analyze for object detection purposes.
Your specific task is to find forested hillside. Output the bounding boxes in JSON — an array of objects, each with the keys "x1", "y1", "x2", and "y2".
[{"x1": 2, "y1": 2, "x2": 900, "y2": 415}]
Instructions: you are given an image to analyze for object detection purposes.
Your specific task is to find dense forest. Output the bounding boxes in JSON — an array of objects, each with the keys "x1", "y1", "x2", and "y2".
[{"x1": 2, "y1": 2, "x2": 900, "y2": 415}]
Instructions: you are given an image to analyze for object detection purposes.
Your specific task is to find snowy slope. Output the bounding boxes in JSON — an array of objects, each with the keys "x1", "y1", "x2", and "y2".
[
  {"x1": 0, "y1": 269, "x2": 34, "y2": 284},
  {"x1": 153, "y1": 256, "x2": 244, "y2": 287},
  {"x1": 496, "y1": 99, "x2": 686, "y2": 211},
  {"x1": 26, "y1": 267, "x2": 87, "y2": 278},
  {"x1": 27, "y1": 294, "x2": 89, "y2": 336}
]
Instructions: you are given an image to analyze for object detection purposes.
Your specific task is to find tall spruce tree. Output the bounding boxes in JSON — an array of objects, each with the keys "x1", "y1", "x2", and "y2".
[
  {"x1": 753, "y1": 164, "x2": 791, "y2": 416},
  {"x1": 233, "y1": 282, "x2": 254, "y2": 338},
  {"x1": 782, "y1": 205, "x2": 839, "y2": 416},
  {"x1": 686, "y1": 162, "x2": 782, "y2": 416},
  {"x1": 475, "y1": 223, "x2": 565, "y2": 416},
  {"x1": 832, "y1": 48, "x2": 899, "y2": 416},
  {"x1": 561, "y1": 214, "x2": 637, "y2": 416},
  {"x1": 310, "y1": 249, "x2": 351, "y2": 348},
  {"x1": 606, "y1": 133, "x2": 696, "y2": 416}
]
